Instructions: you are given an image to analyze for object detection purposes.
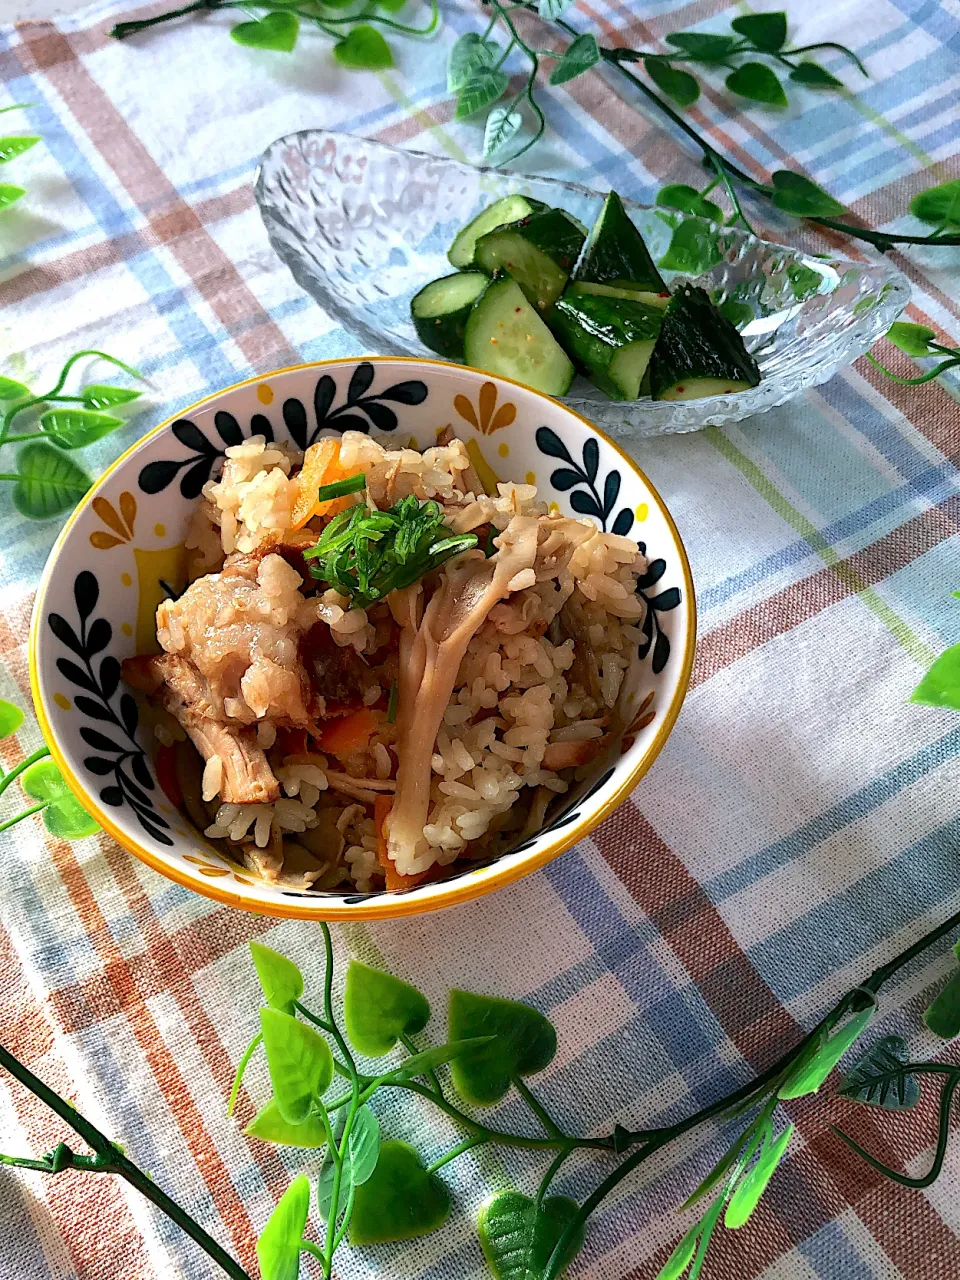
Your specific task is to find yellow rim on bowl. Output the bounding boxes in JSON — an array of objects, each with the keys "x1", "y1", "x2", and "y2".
[{"x1": 29, "y1": 357, "x2": 696, "y2": 920}]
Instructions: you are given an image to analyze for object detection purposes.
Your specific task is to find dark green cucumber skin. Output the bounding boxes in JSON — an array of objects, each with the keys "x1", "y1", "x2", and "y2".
[
  {"x1": 475, "y1": 208, "x2": 586, "y2": 300},
  {"x1": 410, "y1": 272, "x2": 488, "y2": 359},
  {"x1": 647, "y1": 284, "x2": 761, "y2": 400},
  {"x1": 575, "y1": 191, "x2": 667, "y2": 294},
  {"x1": 550, "y1": 293, "x2": 663, "y2": 399},
  {"x1": 447, "y1": 195, "x2": 545, "y2": 269}
]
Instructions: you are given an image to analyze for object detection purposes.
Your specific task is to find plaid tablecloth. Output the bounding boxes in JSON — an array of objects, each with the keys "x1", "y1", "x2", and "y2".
[{"x1": 1, "y1": 1, "x2": 960, "y2": 1277}]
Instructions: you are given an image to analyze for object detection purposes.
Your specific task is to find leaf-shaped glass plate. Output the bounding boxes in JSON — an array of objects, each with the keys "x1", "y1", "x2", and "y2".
[{"x1": 254, "y1": 128, "x2": 909, "y2": 440}]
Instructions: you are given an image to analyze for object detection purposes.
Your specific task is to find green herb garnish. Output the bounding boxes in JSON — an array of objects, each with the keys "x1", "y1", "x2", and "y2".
[
  {"x1": 315, "y1": 472, "x2": 367, "y2": 504},
  {"x1": 304, "y1": 494, "x2": 478, "y2": 608}
]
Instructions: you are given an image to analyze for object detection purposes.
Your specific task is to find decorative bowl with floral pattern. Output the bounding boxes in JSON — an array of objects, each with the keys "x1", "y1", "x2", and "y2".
[{"x1": 30, "y1": 358, "x2": 695, "y2": 920}]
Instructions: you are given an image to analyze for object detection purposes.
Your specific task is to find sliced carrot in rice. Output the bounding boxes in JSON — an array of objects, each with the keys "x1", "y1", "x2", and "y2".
[
  {"x1": 374, "y1": 794, "x2": 431, "y2": 890},
  {"x1": 289, "y1": 439, "x2": 362, "y2": 530},
  {"x1": 315, "y1": 708, "x2": 378, "y2": 757}
]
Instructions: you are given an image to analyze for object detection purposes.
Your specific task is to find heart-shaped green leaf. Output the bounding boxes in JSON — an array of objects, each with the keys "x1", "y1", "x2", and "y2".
[
  {"x1": 0, "y1": 375, "x2": 29, "y2": 400},
  {"x1": 718, "y1": 299, "x2": 754, "y2": 329},
  {"x1": 80, "y1": 384, "x2": 142, "y2": 410},
  {"x1": 349, "y1": 1140, "x2": 450, "y2": 1244},
  {"x1": 730, "y1": 12, "x2": 787, "y2": 52},
  {"x1": 447, "y1": 31, "x2": 500, "y2": 92},
  {"x1": 456, "y1": 68, "x2": 509, "y2": 120},
  {"x1": 549, "y1": 33, "x2": 599, "y2": 86},
  {"x1": 0, "y1": 135, "x2": 39, "y2": 163},
  {"x1": 0, "y1": 183, "x2": 26, "y2": 209},
  {"x1": 39, "y1": 408, "x2": 123, "y2": 449},
  {"x1": 789, "y1": 61, "x2": 843, "y2": 89},
  {"x1": 479, "y1": 1192, "x2": 585, "y2": 1280},
  {"x1": 12, "y1": 442, "x2": 92, "y2": 520},
  {"x1": 656, "y1": 184, "x2": 722, "y2": 222},
  {"x1": 20, "y1": 759, "x2": 99, "y2": 839},
  {"x1": 256, "y1": 1174, "x2": 310, "y2": 1280},
  {"x1": 245, "y1": 1099, "x2": 328, "y2": 1147},
  {"x1": 769, "y1": 170, "x2": 845, "y2": 217},
  {"x1": 448, "y1": 990, "x2": 556, "y2": 1105},
  {"x1": 658, "y1": 220, "x2": 723, "y2": 275},
  {"x1": 924, "y1": 947, "x2": 960, "y2": 1040},
  {"x1": 725, "y1": 62, "x2": 787, "y2": 107},
  {"x1": 344, "y1": 960, "x2": 429, "y2": 1056},
  {"x1": 885, "y1": 321, "x2": 938, "y2": 357},
  {"x1": 786, "y1": 261, "x2": 824, "y2": 300},
  {"x1": 251, "y1": 941, "x2": 304, "y2": 1015},
  {"x1": 0, "y1": 698, "x2": 24, "y2": 740},
  {"x1": 910, "y1": 179, "x2": 960, "y2": 229},
  {"x1": 643, "y1": 57, "x2": 700, "y2": 109},
  {"x1": 839, "y1": 1035, "x2": 920, "y2": 1110},
  {"x1": 259, "y1": 1008, "x2": 333, "y2": 1123},
  {"x1": 230, "y1": 12, "x2": 299, "y2": 52},
  {"x1": 333, "y1": 25, "x2": 393, "y2": 71},
  {"x1": 911, "y1": 642, "x2": 960, "y2": 710},
  {"x1": 664, "y1": 31, "x2": 737, "y2": 64}
]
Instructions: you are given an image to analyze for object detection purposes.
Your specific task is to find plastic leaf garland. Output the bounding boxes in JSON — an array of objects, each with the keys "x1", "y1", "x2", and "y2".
[
  {"x1": 343, "y1": 960, "x2": 430, "y2": 1056},
  {"x1": 20, "y1": 759, "x2": 100, "y2": 839},
  {"x1": 348, "y1": 1141, "x2": 450, "y2": 1244},
  {"x1": 448, "y1": 990, "x2": 557, "y2": 1105},
  {"x1": 478, "y1": 1193, "x2": 585, "y2": 1280}
]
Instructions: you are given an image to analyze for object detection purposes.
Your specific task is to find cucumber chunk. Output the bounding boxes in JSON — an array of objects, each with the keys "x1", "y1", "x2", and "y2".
[
  {"x1": 568, "y1": 281, "x2": 671, "y2": 309},
  {"x1": 411, "y1": 272, "x2": 489, "y2": 358},
  {"x1": 575, "y1": 190, "x2": 667, "y2": 294},
  {"x1": 648, "y1": 284, "x2": 761, "y2": 402},
  {"x1": 550, "y1": 293, "x2": 663, "y2": 400},
  {"x1": 447, "y1": 195, "x2": 544, "y2": 269},
  {"x1": 464, "y1": 278, "x2": 574, "y2": 396},
  {"x1": 474, "y1": 209, "x2": 586, "y2": 312}
]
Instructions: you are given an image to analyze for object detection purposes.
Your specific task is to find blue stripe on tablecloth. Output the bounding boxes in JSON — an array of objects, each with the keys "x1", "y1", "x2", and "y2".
[
  {"x1": 801, "y1": 1222, "x2": 878, "y2": 1280},
  {"x1": 706, "y1": 724, "x2": 960, "y2": 901}
]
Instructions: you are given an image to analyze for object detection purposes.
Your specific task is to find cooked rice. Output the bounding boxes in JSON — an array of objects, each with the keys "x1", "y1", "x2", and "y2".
[{"x1": 144, "y1": 430, "x2": 648, "y2": 893}]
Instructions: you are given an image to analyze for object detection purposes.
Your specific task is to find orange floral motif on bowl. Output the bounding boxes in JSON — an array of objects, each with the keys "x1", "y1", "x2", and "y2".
[
  {"x1": 89, "y1": 492, "x2": 137, "y2": 550},
  {"x1": 620, "y1": 692, "x2": 656, "y2": 755},
  {"x1": 454, "y1": 381, "x2": 516, "y2": 435}
]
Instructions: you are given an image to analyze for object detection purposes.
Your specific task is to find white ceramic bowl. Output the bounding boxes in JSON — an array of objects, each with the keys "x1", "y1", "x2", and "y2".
[{"x1": 31, "y1": 358, "x2": 695, "y2": 920}]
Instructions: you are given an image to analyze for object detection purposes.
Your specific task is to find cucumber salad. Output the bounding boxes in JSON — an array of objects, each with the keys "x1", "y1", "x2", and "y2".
[{"x1": 410, "y1": 190, "x2": 761, "y2": 404}]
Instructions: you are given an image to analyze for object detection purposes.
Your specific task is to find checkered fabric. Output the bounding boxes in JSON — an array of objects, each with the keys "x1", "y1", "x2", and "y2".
[{"x1": 1, "y1": 1, "x2": 959, "y2": 1277}]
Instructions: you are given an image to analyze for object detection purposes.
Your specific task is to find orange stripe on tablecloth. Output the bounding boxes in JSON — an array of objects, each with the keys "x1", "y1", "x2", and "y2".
[
  {"x1": 692, "y1": 491, "x2": 960, "y2": 689},
  {"x1": 16, "y1": 23, "x2": 300, "y2": 374},
  {"x1": 0, "y1": 918, "x2": 156, "y2": 1280}
]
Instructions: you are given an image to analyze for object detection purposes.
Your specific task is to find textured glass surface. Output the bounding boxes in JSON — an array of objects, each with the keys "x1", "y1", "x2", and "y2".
[{"x1": 255, "y1": 129, "x2": 910, "y2": 440}]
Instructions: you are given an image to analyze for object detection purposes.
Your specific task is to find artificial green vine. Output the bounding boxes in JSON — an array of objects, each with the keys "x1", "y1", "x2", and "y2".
[
  {"x1": 109, "y1": 0, "x2": 439, "y2": 72},
  {"x1": 867, "y1": 321, "x2": 960, "y2": 386},
  {"x1": 0, "y1": 698, "x2": 97, "y2": 838},
  {"x1": 0, "y1": 350, "x2": 143, "y2": 519},
  {"x1": 452, "y1": 4, "x2": 960, "y2": 254},
  {"x1": 0, "y1": 104, "x2": 40, "y2": 215}
]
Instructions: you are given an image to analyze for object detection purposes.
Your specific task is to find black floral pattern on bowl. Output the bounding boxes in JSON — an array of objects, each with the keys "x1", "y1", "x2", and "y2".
[
  {"x1": 48, "y1": 571, "x2": 172, "y2": 846},
  {"x1": 137, "y1": 364, "x2": 428, "y2": 499}
]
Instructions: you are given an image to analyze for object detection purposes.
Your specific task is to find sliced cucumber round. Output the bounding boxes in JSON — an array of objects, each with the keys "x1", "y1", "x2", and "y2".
[
  {"x1": 464, "y1": 278, "x2": 574, "y2": 397},
  {"x1": 568, "y1": 281, "x2": 671, "y2": 309},
  {"x1": 447, "y1": 195, "x2": 544, "y2": 269},
  {"x1": 411, "y1": 272, "x2": 489, "y2": 359}
]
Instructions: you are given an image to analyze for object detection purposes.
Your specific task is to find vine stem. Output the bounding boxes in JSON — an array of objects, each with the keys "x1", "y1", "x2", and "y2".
[
  {"x1": 0, "y1": 801, "x2": 46, "y2": 833},
  {"x1": 111, "y1": 0, "x2": 222, "y2": 38},
  {"x1": 0, "y1": 747, "x2": 50, "y2": 799},
  {"x1": 0, "y1": 1043, "x2": 251, "y2": 1280}
]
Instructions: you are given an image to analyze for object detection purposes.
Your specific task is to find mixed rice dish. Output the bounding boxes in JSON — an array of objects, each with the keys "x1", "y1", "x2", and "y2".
[{"x1": 122, "y1": 430, "x2": 649, "y2": 893}]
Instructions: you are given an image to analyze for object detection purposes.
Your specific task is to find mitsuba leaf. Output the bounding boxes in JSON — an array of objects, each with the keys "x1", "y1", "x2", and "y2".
[
  {"x1": 910, "y1": 179, "x2": 960, "y2": 228},
  {"x1": 838, "y1": 1035, "x2": 920, "y2": 1110},
  {"x1": 658, "y1": 220, "x2": 723, "y2": 275},
  {"x1": 778, "y1": 1007, "x2": 874, "y2": 1099},
  {"x1": 250, "y1": 941, "x2": 304, "y2": 1015},
  {"x1": 643, "y1": 57, "x2": 700, "y2": 108},
  {"x1": 770, "y1": 170, "x2": 845, "y2": 217},
  {"x1": 39, "y1": 409, "x2": 123, "y2": 449},
  {"x1": 656, "y1": 184, "x2": 722, "y2": 222},
  {"x1": 790, "y1": 61, "x2": 843, "y2": 89},
  {"x1": 0, "y1": 135, "x2": 39, "y2": 163},
  {"x1": 456, "y1": 68, "x2": 509, "y2": 120},
  {"x1": 348, "y1": 1140, "x2": 450, "y2": 1244},
  {"x1": 0, "y1": 375, "x2": 29, "y2": 400},
  {"x1": 725, "y1": 62, "x2": 788, "y2": 107},
  {"x1": 478, "y1": 1192, "x2": 585, "y2": 1280},
  {"x1": 664, "y1": 31, "x2": 737, "y2": 63},
  {"x1": 885, "y1": 321, "x2": 938, "y2": 356},
  {"x1": 730, "y1": 12, "x2": 787, "y2": 52},
  {"x1": 0, "y1": 698, "x2": 24, "y2": 739},
  {"x1": 910, "y1": 642, "x2": 960, "y2": 710},
  {"x1": 21, "y1": 758, "x2": 99, "y2": 839},
  {"x1": 549, "y1": 33, "x2": 600, "y2": 86},
  {"x1": 245, "y1": 1099, "x2": 328, "y2": 1147},
  {"x1": 448, "y1": 32, "x2": 500, "y2": 92},
  {"x1": 256, "y1": 1175, "x2": 310, "y2": 1280},
  {"x1": 259, "y1": 1008, "x2": 333, "y2": 1123},
  {"x1": 448, "y1": 989, "x2": 557, "y2": 1105},
  {"x1": 724, "y1": 1125, "x2": 794, "y2": 1228},
  {"x1": 484, "y1": 106, "x2": 523, "y2": 160},
  {"x1": 230, "y1": 12, "x2": 299, "y2": 52},
  {"x1": 333, "y1": 25, "x2": 393, "y2": 70},
  {"x1": 343, "y1": 959, "x2": 429, "y2": 1056}
]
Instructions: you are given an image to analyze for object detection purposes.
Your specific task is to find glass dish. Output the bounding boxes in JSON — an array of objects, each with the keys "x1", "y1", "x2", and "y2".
[{"x1": 254, "y1": 128, "x2": 909, "y2": 441}]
